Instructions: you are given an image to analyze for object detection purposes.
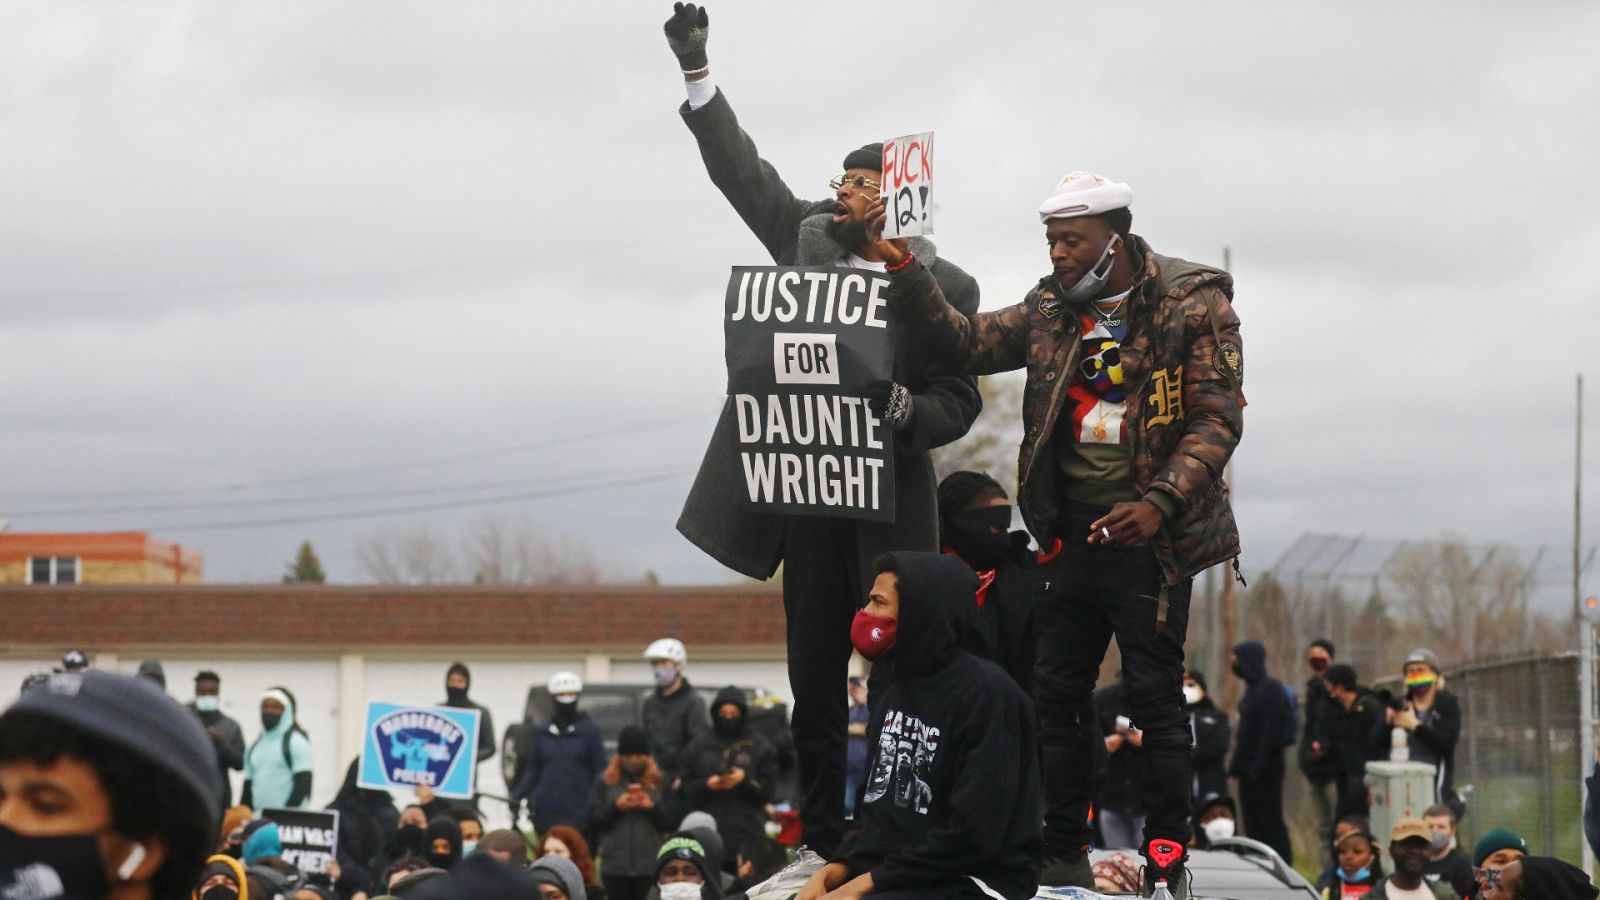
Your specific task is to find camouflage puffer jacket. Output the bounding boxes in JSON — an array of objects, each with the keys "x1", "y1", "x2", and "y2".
[{"x1": 887, "y1": 235, "x2": 1245, "y2": 585}]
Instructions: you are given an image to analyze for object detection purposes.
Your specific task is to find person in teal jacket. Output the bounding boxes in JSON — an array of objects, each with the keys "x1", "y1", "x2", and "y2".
[{"x1": 242, "y1": 686, "x2": 313, "y2": 811}]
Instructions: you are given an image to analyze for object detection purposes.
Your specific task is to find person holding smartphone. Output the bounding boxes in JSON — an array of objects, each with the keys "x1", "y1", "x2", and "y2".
[{"x1": 591, "y1": 727, "x2": 676, "y2": 900}]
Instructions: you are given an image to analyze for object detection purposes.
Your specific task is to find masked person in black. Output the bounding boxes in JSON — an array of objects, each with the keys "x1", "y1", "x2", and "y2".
[
  {"x1": 936, "y1": 471, "x2": 1038, "y2": 693},
  {"x1": 800, "y1": 552, "x2": 1042, "y2": 900},
  {"x1": 512, "y1": 671, "x2": 607, "y2": 834},
  {"x1": 1228, "y1": 641, "x2": 1293, "y2": 865},
  {"x1": 425, "y1": 816, "x2": 463, "y2": 872},
  {"x1": 680, "y1": 687, "x2": 780, "y2": 874},
  {"x1": 0, "y1": 671, "x2": 220, "y2": 900},
  {"x1": 441, "y1": 663, "x2": 496, "y2": 782},
  {"x1": 1300, "y1": 640, "x2": 1341, "y2": 865},
  {"x1": 1183, "y1": 671, "x2": 1229, "y2": 807}
]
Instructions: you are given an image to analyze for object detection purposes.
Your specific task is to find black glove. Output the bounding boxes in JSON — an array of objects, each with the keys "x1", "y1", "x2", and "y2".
[
  {"x1": 860, "y1": 379, "x2": 914, "y2": 430},
  {"x1": 664, "y1": 3, "x2": 710, "y2": 71}
]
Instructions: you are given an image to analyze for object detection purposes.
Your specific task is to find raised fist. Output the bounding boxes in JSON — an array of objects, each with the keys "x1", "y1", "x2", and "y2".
[{"x1": 664, "y1": 3, "x2": 710, "y2": 71}]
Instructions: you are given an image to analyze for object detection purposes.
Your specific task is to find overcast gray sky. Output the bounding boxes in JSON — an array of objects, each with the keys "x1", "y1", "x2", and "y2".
[{"x1": 2, "y1": 1, "x2": 1597, "y2": 590}]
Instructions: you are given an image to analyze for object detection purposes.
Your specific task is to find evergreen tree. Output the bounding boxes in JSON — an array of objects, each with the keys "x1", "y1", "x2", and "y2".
[{"x1": 284, "y1": 540, "x2": 327, "y2": 584}]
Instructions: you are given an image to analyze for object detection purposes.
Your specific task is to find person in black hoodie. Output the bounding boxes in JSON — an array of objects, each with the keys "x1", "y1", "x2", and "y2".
[
  {"x1": 424, "y1": 815, "x2": 464, "y2": 872},
  {"x1": 680, "y1": 686, "x2": 780, "y2": 873},
  {"x1": 1228, "y1": 640, "x2": 1293, "y2": 864},
  {"x1": 936, "y1": 471, "x2": 1038, "y2": 693},
  {"x1": 326, "y1": 757, "x2": 398, "y2": 896},
  {"x1": 441, "y1": 663, "x2": 496, "y2": 780},
  {"x1": 1183, "y1": 670, "x2": 1229, "y2": 806},
  {"x1": 799, "y1": 552, "x2": 1042, "y2": 900}
]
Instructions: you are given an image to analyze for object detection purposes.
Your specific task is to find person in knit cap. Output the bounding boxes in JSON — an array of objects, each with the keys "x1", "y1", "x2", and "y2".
[
  {"x1": 936, "y1": 470, "x2": 1038, "y2": 692},
  {"x1": 1484, "y1": 857, "x2": 1598, "y2": 900},
  {"x1": 870, "y1": 163, "x2": 1244, "y2": 897},
  {"x1": 590, "y1": 726, "x2": 674, "y2": 900},
  {"x1": 0, "y1": 670, "x2": 221, "y2": 900},
  {"x1": 662, "y1": 3, "x2": 982, "y2": 881},
  {"x1": 530, "y1": 854, "x2": 589, "y2": 900},
  {"x1": 654, "y1": 832, "x2": 725, "y2": 900},
  {"x1": 1474, "y1": 830, "x2": 1529, "y2": 899}
]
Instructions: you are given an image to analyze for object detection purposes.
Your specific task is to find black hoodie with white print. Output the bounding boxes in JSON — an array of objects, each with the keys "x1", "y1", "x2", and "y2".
[{"x1": 837, "y1": 551, "x2": 1043, "y2": 900}]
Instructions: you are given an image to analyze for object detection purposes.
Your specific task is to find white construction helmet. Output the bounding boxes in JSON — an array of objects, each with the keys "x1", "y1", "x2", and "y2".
[
  {"x1": 643, "y1": 638, "x2": 688, "y2": 666},
  {"x1": 548, "y1": 671, "x2": 584, "y2": 695}
]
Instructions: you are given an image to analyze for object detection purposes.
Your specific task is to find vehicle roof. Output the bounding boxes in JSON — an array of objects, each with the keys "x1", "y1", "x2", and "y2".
[{"x1": 1036, "y1": 847, "x2": 1319, "y2": 900}]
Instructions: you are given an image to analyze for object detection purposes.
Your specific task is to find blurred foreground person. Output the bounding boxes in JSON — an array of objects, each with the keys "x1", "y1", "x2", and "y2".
[{"x1": 0, "y1": 671, "x2": 220, "y2": 900}]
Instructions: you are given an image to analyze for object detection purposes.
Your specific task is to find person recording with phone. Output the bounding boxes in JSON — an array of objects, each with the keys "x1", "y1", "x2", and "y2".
[
  {"x1": 591, "y1": 727, "x2": 677, "y2": 900},
  {"x1": 1384, "y1": 650, "x2": 1462, "y2": 818}
]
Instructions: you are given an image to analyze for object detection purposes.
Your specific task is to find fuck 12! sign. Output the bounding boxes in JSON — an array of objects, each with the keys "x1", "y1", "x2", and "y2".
[{"x1": 880, "y1": 132, "x2": 933, "y2": 239}]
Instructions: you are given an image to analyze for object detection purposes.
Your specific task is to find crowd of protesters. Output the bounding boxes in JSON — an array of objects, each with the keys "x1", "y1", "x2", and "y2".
[{"x1": 5, "y1": 4, "x2": 1600, "y2": 900}]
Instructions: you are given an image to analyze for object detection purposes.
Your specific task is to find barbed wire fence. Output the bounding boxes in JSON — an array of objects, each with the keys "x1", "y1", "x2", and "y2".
[{"x1": 1191, "y1": 532, "x2": 1599, "y2": 872}]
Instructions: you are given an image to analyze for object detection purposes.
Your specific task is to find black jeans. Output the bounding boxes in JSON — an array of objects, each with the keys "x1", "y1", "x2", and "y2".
[
  {"x1": 1034, "y1": 506, "x2": 1194, "y2": 854},
  {"x1": 782, "y1": 517, "x2": 863, "y2": 858}
]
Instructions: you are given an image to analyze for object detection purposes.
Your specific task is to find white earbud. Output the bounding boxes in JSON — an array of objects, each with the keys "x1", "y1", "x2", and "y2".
[{"x1": 117, "y1": 842, "x2": 147, "y2": 881}]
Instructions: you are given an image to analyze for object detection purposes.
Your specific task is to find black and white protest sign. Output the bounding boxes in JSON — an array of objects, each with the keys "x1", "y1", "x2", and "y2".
[
  {"x1": 881, "y1": 132, "x2": 933, "y2": 239},
  {"x1": 724, "y1": 266, "x2": 896, "y2": 521},
  {"x1": 261, "y1": 808, "x2": 339, "y2": 874}
]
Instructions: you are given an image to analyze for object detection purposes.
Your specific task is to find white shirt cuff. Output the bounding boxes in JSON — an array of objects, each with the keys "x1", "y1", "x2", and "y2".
[{"x1": 685, "y1": 78, "x2": 716, "y2": 111}]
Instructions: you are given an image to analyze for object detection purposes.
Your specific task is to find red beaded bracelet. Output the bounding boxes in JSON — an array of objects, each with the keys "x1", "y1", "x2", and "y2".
[{"x1": 885, "y1": 252, "x2": 916, "y2": 274}]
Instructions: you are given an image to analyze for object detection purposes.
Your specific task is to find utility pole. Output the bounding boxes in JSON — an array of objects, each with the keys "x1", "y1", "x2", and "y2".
[
  {"x1": 1577, "y1": 373, "x2": 1593, "y2": 876},
  {"x1": 1220, "y1": 245, "x2": 1240, "y2": 712}
]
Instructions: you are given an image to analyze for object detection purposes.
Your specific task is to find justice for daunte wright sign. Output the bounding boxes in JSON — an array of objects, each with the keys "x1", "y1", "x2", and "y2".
[{"x1": 723, "y1": 266, "x2": 897, "y2": 522}]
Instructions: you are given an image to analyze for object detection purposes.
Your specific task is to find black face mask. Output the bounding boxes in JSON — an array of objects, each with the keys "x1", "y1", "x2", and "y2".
[
  {"x1": 1231, "y1": 662, "x2": 1248, "y2": 680},
  {"x1": 201, "y1": 886, "x2": 240, "y2": 900},
  {"x1": 553, "y1": 699, "x2": 579, "y2": 726},
  {"x1": 714, "y1": 715, "x2": 745, "y2": 738},
  {"x1": 397, "y1": 823, "x2": 426, "y2": 854},
  {"x1": 944, "y1": 506, "x2": 1013, "y2": 570},
  {"x1": 0, "y1": 822, "x2": 123, "y2": 899},
  {"x1": 446, "y1": 686, "x2": 469, "y2": 705},
  {"x1": 261, "y1": 711, "x2": 282, "y2": 730}
]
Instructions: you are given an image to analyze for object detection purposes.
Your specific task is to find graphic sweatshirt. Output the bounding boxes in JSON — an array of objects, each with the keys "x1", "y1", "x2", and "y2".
[{"x1": 836, "y1": 552, "x2": 1043, "y2": 900}]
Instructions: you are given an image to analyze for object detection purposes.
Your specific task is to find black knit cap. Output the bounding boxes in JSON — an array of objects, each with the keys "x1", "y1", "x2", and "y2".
[
  {"x1": 618, "y1": 725, "x2": 651, "y2": 757},
  {"x1": 1324, "y1": 664, "x2": 1359, "y2": 691},
  {"x1": 842, "y1": 142, "x2": 883, "y2": 173},
  {"x1": 4, "y1": 671, "x2": 220, "y2": 828},
  {"x1": 1521, "y1": 857, "x2": 1599, "y2": 900}
]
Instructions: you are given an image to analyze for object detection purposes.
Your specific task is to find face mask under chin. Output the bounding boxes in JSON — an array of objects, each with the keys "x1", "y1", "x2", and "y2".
[{"x1": 1059, "y1": 234, "x2": 1121, "y2": 302}]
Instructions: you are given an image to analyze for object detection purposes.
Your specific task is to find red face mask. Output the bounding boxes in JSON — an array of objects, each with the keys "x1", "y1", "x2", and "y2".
[{"x1": 851, "y1": 610, "x2": 898, "y2": 660}]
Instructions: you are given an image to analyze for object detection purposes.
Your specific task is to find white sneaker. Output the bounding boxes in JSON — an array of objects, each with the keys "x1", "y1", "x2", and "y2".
[{"x1": 746, "y1": 847, "x2": 827, "y2": 899}]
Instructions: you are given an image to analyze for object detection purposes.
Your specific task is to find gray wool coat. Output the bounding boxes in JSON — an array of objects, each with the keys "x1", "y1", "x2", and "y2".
[{"x1": 675, "y1": 87, "x2": 982, "y2": 587}]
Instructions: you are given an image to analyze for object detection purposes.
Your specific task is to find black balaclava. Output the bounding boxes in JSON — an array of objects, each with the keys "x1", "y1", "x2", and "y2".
[
  {"x1": 711, "y1": 686, "x2": 747, "y2": 739},
  {"x1": 425, "y1": 815, "x2": 463, "y2": 870},
  {"x1": 943, "y1": 506, "x2": 1013, "y2": 570},
  {"x1": 445, "y1": 662, "x2": 471, "y2": 706},
  {"x1": 1521, "y1": 857, "x2": 1600, "y2": 900},
  {"x1": 1231, "y1": 641, "x2": 1267, "y2": 683},
  {"x1": 552, "y1": 696, "x2": 580, "y2": 729}
]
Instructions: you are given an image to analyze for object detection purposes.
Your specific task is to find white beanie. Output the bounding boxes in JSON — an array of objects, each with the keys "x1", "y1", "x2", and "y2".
[{"x1": 1038, "y1": 171, "x2": 1133, "y2": 222}]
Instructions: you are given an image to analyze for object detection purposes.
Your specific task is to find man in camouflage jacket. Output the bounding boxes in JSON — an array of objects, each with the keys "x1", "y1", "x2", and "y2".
[{"x1": 867, "y1": 171, "x2": 1244, "y2": 895}]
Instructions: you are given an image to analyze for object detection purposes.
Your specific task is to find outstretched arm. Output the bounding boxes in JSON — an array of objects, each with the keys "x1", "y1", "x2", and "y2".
[
  {"x1": 667, "y1": 4, "x2": 816, "y2": 263},
  {"x1": 865, "y1": 202, "x2": 1031, "y2": 376}
]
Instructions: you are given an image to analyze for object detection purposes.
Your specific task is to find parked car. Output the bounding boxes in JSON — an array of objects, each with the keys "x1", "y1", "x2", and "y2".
[
  {"x1": 500, "y1": 683, "x2": 786, "y2": 788},
  {"x1": 1033, "y1": 839, "x2": 1318, "y2": 900}
]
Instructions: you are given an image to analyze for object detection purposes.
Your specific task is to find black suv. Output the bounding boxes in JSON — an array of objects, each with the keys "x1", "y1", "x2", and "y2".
[{"x1": 500, "y1": 683, "x2": 785, "y2": 787}]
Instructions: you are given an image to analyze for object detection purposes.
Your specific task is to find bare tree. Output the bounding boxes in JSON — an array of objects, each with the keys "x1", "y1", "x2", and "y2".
[
  {"x1": 462, "y1": 513, "x2": 601, "y2": 586},
  {"x1": 354, "y1": 525, "x2": 459, "y2": 585},
  {"x1": 930, "y1": 372, "x2": 1024, "y2": 494}
]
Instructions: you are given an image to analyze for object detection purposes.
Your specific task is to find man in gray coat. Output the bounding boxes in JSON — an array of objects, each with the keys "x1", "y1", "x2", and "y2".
[
  {"x1": 189, "y1": 669, "x2": 245, "y2": 810},
  {"x1": 664, "y1": 2, "x2": 982, "y2": 874}
]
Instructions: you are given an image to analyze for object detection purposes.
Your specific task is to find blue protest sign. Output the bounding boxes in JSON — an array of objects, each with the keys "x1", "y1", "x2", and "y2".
[{"x1": 357, "y1": 702, "x2": 481, "y2": 799}]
